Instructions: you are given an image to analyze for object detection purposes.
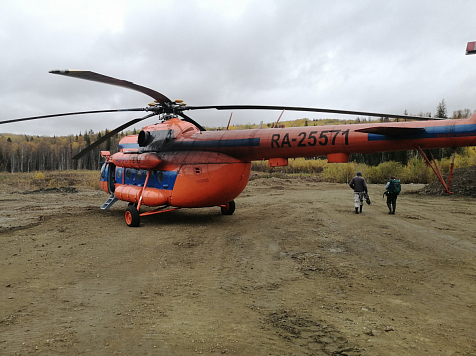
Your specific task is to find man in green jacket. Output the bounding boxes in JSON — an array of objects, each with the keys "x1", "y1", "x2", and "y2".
[{"x1": 385, "y1": 176, "x2": 401, "y2": 214}]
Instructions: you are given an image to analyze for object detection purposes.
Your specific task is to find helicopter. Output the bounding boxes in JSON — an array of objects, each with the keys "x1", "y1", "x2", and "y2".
[{"x1": 2, "y1": 70, "x2": 475, "y2": 226}]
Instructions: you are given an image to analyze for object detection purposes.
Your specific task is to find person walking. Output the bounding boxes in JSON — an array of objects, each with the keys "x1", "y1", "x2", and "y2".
[
  {"x1": 385, "y1": 176, "x2": 401, "y2": 214},
  {"x1": 349, "y1": 171, "x2": 368, "y2": 214}
]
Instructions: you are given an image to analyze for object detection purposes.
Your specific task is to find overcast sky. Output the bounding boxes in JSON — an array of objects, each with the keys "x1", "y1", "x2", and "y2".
[{"x1": 1, "y1": 0, "x2": 475, "y2": 136}]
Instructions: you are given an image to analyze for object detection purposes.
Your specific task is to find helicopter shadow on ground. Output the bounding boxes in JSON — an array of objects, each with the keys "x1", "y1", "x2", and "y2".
[{"x1": 103, "y1": 205, "x2": 234, "y2": 227}]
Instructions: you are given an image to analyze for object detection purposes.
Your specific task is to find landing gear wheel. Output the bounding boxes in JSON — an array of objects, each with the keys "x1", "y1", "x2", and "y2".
[
  {"x1": 125, "y1": 206, "x2": 140, "y2": 227},
  {"x1": 221, "y1": 200, "x2": 236, "y2": 215}
]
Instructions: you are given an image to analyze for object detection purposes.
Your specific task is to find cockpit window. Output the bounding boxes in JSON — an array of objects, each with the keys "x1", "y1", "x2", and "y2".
[{"x1": 138, "y1": 129, "x2": 174, "y2": 151}]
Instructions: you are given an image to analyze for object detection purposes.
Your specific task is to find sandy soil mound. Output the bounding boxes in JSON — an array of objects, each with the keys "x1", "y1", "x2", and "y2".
[{"x1": 419, "y1": 165, "x2": 476, "y2": 197}]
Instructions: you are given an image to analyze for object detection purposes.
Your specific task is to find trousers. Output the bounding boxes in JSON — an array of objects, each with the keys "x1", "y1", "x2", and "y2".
[
  {"x1": 386, "y1": 193, "x2": 398, "y2": 213},
  {"x1": 354, "y1": 192, "x2": 364, "y2": 208}
]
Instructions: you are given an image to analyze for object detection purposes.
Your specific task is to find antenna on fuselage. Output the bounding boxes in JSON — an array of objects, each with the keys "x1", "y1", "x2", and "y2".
[
  {"x1": 273, "y1": 109, "x2": 285, "y2": 128},
  {"x1": 226, "y1": 112, "x2": 233, "y2": 130}
]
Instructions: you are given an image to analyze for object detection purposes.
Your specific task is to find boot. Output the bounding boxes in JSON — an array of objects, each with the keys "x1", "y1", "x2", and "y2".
[
  {"x1": 387, "y1": 203, "x2": 392, "y2": 214},
  {"x1": 355, "y1": 207, "x2": 359, "y2": 214},
  {"x1": 392, "y1": 203, "x2": 396, "y2": 215},
  {"x1": 359, "y1": 205, "x2": 363, "y2": 213}
]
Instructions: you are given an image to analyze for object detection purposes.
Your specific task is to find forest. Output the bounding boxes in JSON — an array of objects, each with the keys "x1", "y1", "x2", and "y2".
[{"x1": 0, "y1": 128, "x2": 131, "y2": 173}]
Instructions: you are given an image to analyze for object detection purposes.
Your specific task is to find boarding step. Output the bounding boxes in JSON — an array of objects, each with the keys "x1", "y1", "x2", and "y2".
[{"x1": 101, "y1": 193, "x2": 118, "y2": 210}]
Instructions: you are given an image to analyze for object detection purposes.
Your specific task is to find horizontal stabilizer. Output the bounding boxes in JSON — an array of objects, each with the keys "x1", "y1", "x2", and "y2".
[{"x1": 355, "y1": 126, "x2": 425, "y2": 136}]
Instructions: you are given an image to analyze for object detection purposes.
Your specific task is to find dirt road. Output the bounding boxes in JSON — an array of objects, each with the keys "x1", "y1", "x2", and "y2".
[{"x1": 1, "y1": 178, "x2": 476, "y2": 355}]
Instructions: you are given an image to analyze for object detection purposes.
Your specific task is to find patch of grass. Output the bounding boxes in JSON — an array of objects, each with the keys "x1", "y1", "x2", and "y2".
[
  {"x1": 0, "y1": 170, "x2": 101, "y2": 192},
  {"x1": 252, "y1": 158, "x2": 476, "y2": 184}
]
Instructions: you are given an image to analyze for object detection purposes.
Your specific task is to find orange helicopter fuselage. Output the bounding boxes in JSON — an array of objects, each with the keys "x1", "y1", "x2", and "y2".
[{"x1": 100, "y1": 114, "x2": 476, "y2": 209}]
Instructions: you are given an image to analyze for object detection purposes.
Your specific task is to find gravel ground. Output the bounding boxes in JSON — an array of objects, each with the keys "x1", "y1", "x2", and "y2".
[{"x1": 1, "y1": 177, "x2": 476, "y2": 355}]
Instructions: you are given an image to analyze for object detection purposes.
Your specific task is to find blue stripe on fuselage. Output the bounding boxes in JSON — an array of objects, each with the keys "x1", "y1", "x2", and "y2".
[
  {"x1": 119, "y1": 138, "x2": 260, "y2": 151},
  {"x1": 368, "y1": 124, "x2": 476, "y2": 141}
]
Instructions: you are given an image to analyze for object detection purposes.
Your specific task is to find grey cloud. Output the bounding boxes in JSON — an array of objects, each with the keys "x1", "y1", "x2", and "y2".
[{"x1": 1, "y1": 0, "x2": 476, "y2": 136}]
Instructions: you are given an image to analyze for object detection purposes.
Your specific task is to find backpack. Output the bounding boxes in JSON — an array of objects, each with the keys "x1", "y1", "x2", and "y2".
[{"x1": 388, "y1": 179, "x2": 401, "y2": 195}]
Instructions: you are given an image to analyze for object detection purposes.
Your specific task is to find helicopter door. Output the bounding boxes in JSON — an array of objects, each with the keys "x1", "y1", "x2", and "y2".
[{"x1": 107, "y1": 163, "x2": 116, "y2": 194}]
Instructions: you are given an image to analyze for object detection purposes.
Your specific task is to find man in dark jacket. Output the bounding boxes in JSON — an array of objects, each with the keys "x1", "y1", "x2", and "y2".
[{"x1": 349, "y1": 171, "x2": 368, "y2": 214}]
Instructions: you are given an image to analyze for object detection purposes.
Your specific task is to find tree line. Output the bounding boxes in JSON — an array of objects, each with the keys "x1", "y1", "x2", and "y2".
[{"x1": 0, "y1": 129, "x2": 138, "y2": 173}]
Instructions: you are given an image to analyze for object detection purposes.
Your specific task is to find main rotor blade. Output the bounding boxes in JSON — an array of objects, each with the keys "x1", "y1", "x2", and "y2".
[
  {"x1": 0, "y1": 108, "x2": 149, "y2": 125},
  {"x1": 50, "y1": 70, "x2": 173, "y2": 105},
  {"x1": 177, "y1": 112, "x2": 206, "y2": 131},
  {"x1": 73, "y1": 112, "x2": 157, "y2": 160},
  {"x1": 184, "y1": 105, "x2": 441, "y2": 121}
]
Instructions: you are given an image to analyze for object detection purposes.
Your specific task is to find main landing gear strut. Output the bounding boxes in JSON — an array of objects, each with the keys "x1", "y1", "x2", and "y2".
[{"x1": 125, "y1": 204, "x2": 181, "y2": 227}]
